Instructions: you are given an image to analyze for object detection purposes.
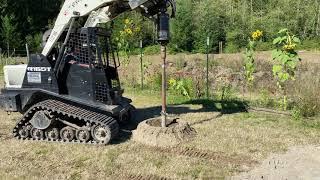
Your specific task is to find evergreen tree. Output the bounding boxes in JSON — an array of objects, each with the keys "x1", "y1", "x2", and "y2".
[
  {"x1": 1, "y1": 15, "x2": 20, "y2": 52},
  {"x1": 171, "y1": 0, "x2": 195, "y2": 52}
]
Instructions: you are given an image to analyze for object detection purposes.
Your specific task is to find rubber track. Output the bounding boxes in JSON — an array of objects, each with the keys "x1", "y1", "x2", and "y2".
[{"x1": 12, "y1": 99, "x2": 119, "y2": 145}]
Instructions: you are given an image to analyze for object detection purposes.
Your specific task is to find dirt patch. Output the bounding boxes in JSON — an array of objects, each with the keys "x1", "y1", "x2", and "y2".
[
  {"x1": 232, "y1": 146, "x2": 320, "y2": 180},
  {"x1": 140, "y1": 145, "x2": 257, "y2": 167},
  {"x1": 118, "y1": 172, "x2": 172, "y2": 180},
  {"x1": 132, "y1": 118, "x2": 196, "y2": 147}
]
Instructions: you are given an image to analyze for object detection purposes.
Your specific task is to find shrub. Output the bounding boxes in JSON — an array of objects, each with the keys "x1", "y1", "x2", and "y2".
[
  {"x1": 168, "y1": 77, "x2": 194, "y2": 99},
  {"x1": 218, "y1": 84, "x2": 236, "y2": 101},
  {"x1": 144, "y1": 45, "x2": 160, "y2": 55},
  {"x1": 255, "y1": 42, "x2": 273, "y2": 51},
  {"x1": 293, "y1": 91, "x2": 320, "y2": 118},
  {"x1": 26, "y1": 33, "x2": 42, "y2": 52},
  {"x1": 175, "y1": 56, "x2": 186, "y2": 71},
  {"x1": 149, "y1": 72, "x2": 162, "y2": 90},
  {"x1": 225, "y1": 43, "x2": 240, "y2": 53},
  {"x1": 298, "y1": 39, "x2": 320, "y2": 51},
  {"x1": 224, "y1": 30, "x2": 246, "y2": 53},
  {"x1": 257, "y1": 89, "x2": 276, "y2": 108}
]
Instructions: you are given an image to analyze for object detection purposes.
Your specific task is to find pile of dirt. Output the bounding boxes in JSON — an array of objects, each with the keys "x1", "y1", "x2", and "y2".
[
  {"x1": 232, "y1": 146, "x2": 320, "y2": 180},
  {"x1": 132, "y1": 118, "x2": 196, "y2": 147}
]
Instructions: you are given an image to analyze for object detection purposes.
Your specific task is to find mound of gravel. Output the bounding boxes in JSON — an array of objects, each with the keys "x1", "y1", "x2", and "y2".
[{"x1": 132, "y1": 118, "x2": 196, "y2": 147}]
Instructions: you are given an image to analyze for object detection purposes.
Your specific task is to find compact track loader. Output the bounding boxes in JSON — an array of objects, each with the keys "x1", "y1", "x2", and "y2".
[{"x1": 0, "y1": 0, "x2": 175, "y2": 145}]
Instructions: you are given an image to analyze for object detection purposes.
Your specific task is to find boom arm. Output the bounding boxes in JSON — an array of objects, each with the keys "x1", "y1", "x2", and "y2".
[{"x1": 42, "y1": 0, "x2": 175, "y2": 56}]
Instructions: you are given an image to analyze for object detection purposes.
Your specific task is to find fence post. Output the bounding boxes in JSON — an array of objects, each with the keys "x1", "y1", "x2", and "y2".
[
  {"x1": 206, "y1": 37, "x2": 210, "y2": 99},
  {"x1": 26, "y1": 43, "x2": 30, "y2": 62},
  {"x1": 219, "y1": 41, "x2": 223, "y2": 54},
  {"x1": 0, "y1": 48, "x2": 2, "y2": 66},
  {"x1": 13, "y1": 48, "x2": 16, "y2": 64},
  {"x1": 140, "y1": 40, "x2": 144, "y2": 90},
  {"x1": 7, "y1": 42, "x2": 9, "y2": 60}
]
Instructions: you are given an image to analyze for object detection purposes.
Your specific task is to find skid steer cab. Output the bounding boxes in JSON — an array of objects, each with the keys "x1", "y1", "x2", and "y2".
[
  {"x1": 0, "y1": 28, "x2": 133, "y2": 145},
  {"x1": 0, "y1": 27, "x2": 129, "y2": 112},
  {"x1": 0, "y1": 0, "x2": 176, "y2": 145}
]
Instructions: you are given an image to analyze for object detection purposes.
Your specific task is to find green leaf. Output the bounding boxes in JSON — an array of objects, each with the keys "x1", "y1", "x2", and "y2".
[
  {"x1": 273, "y1": 37, "x2": 282, "y2": 45},
  {"x1": 292, "y1": 37, "x2": 301, "y2": 44},
  {"x1": 273, "y1": 65, "x2": 282, "y2": 74},
  {"x1": 272, "y1": 49, "x2": 281, "y2": 59},
  {"x1": 278, "y1": 28, "x2": 288, "y2": 34},
  {"x1": 281, "y1": 36, "x2": 287, "y2": 42},
  {"x1": 280, "y1": 54, "x2": 290, "y2": 64},
  {"x1": 281, "y1": 73, "x2": 290, "y2": 82},
  {"x1": 286, "y1": 60, "x2": 296, "y2": 69}
]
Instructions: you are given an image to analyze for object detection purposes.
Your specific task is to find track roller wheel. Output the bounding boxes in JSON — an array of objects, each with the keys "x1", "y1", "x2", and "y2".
[
  {"x1": 31, "y1": 128, "x2": 44, "y2": 140},
  {"x1": 76, "y1": 129, "x2": 91, "y2": 142},
  {"x1": 60, "y1": 127, "x2": 75, "y2": 141},
  {"x1": 91, "y1": 125, "x2": 112, "y2": 144},
  {"x1": 45, "y1": 128, "x2": 59, "y2": 141},
  {"x1": 18, "y1": 126, "x2": 30, "y2": 139}
]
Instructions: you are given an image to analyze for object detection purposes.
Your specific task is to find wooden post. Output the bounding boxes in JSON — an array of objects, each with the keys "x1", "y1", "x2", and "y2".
[{"x1": 219, "y1": 41, "x2": 223, "y2": 54}]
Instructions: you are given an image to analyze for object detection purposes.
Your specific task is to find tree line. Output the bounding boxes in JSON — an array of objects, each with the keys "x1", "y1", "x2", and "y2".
[{"x1": 1, "y1": 0, "x2": 320, "y2": 54}]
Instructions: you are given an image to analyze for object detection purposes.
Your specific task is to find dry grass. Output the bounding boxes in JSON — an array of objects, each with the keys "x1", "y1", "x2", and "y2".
[
  {"x1": 0, "y1": 52, "x2": 320, "y2": 179},
  {"x1": 121, "y1": 51, "x2": 320, "y2": 116},
  {"x1": 0, "y1": 89, "x2": 320, "y2": 179}
]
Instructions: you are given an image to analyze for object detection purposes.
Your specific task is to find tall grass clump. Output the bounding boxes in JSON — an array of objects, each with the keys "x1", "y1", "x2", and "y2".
[{"x1": 294, "y1": 77, "x2": 320, "y2": 118}]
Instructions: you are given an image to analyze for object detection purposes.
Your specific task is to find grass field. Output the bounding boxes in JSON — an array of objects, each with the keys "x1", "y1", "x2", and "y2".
[
  {"x1": 0, "y1": 87, "x2": 320, "y2": 179},
  {"x1": 0, "y1": 52, "x2": 320, "y2": 179}
]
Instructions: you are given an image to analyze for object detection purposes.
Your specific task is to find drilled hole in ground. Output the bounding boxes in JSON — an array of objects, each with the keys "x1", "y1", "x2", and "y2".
[{"x1": 146, "y1": 118, "x2": 179, "y2": 127}]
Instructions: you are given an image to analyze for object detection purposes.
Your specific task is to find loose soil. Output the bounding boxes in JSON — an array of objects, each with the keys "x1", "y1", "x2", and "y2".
[{"x1": 132, "y1": 118, "x2": 196, "y2": 147}]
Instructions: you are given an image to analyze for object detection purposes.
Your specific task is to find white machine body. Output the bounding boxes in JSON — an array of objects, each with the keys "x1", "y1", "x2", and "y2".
[
  {"x1": 3, "y1": 65, "x2": 28, "y2": 88},
  {"x1": 42, "y1": 0, "x2": 152, "y2": 56},
  {"x1": 3, "y1": 0, "x2": 175, "y2": 90}
]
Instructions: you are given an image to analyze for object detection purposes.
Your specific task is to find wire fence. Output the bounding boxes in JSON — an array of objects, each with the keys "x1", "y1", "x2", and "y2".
[{"x1": 0, "y1": 48, "x2": 30, "y2": 77}]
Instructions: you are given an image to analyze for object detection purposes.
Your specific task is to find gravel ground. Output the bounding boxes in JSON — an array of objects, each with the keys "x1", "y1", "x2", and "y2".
[{"x1": 233, "y1": 145, "x2": 320, "y2": 180}]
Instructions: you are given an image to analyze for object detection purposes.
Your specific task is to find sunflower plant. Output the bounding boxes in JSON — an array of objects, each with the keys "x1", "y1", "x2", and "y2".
[
  {"x1": 272, "y1": 28, "x2": 301, "y2": 110},
  {"x1": 116, "y1": 18, "x2": 141, "y2": 65},
  {"x1": 168, "y1": 78, "x2": 192, "y2": 99},
  {"x1": 243, "y1": 30, "x2": 263, "y2": 88}
]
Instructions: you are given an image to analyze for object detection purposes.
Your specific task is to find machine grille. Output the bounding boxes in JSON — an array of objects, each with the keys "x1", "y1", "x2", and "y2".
[
  {"x1": 67, "y1": 31, "x2": 92, "y2": 65},
  {"x1": 95, "y1": 83, "x2": 109, "y2": 102}
]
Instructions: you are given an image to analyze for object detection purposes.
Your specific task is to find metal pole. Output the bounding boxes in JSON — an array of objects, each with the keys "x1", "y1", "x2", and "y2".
[
  {"x1": 54, "y1": 18, "x2": 75, "y2": 76},
  {"x1": 161, "y1": 45, "x2": 167, "y2": 127},
  {"x1": 206, "y1": 37, "x2": 210, "y2": 98},
  {"x1": 140, "y1": 40, "x2": 144, "y2": 90}
]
